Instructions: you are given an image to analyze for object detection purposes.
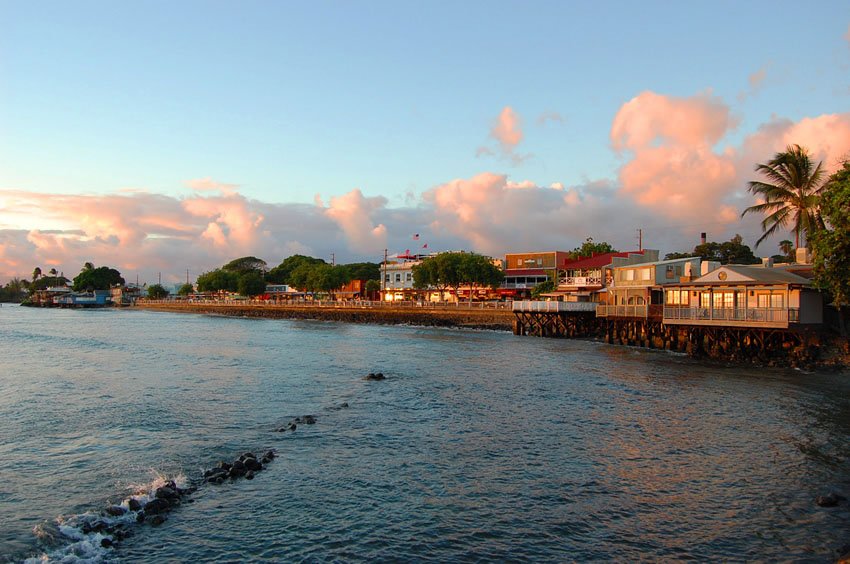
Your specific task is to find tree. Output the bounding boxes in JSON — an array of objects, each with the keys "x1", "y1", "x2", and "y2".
[
  {"x1": 267, "y1": 255, "x2": 326, "y2": 284},
  {"x1": 177, "y1": 283, "x2": 194, "y2": 296},
  {"x1": 0, "y1": 278, "x2": 28, "y2": 303},
  {"x1": 83, "y1": 262, "x2": 94, "y2": 271},
  {"x1": 222, "y1": 256, "x2": 268, "y2": 276},
  {"x1": 812, "y1": 160, "x2": 850, "y2": 336},
  {"x1": 196, "y1": 269, "x2": 239, "y2": 293},
  {"x1": 742, "y1": 144, "x2": 826, "y2": 248},
  {"x1": 569, "y1": 237, "x2": 617, "y2": 259},
  {"x1": 365, "y1": 279, "x2": 381, "y2": 299},
  {"x1": 778, "y1": 240, "x2": 794, "y2": 261},
  {"x1": 412, "y1": 256, "x2": 449, "y2": 300},
  {"x1": 343, "y1": 262, "x2": 381, "y2": 281},
  {"x1": 32, "y1": 267, "x2": 42, "y2": 281},
  {"x1": 237, "y1": 272, "x2": 267, "y2": 297},
  {"x1": 667, "y1": 235, "x2": 760, "y2": 265},
  {"x1": 147, "y1": 284, "x2": 169, "y2": 299},
  {"x1": 48, "y1": 268, "x2": 57, "y2": 277},
  {"x1": 664, "y1": 251, "x2": 697, "y2": 261},
  {"x1": 458, "y1": 254, "x2": 504, "y2": 301},
  {"x1": 530, "y1": 277, "x2": 556, "y2": 299},
  {"x1": 72, "y1": 265, "x2": 124, "y2": 291},
  {"x1": 29, "y1": 275, "x2": 70, "y2": 291}
]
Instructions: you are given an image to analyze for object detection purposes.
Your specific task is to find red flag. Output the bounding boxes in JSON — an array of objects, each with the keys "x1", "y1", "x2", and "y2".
[
  {"x1": 422, "y1": 243, "x2": 428, "y2": 249},
  {"x1": 412, "y1": 234, "x2": 420, "y2": 240}
]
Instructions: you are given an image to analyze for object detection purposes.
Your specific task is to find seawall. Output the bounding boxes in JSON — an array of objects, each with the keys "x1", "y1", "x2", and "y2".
[{"x1": 134, "y1": 302, "x2": 515, "y2": 331}]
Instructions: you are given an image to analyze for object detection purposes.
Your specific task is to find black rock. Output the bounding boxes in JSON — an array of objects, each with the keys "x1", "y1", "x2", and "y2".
[
  {"x1": 244, "y1": 457, "x2": 260, "y2": 471},
  {"x1": 264, "y1": 450, "x2": 276, "y2": 460},
  {"x1": 127, "y1": 498, "x2": 142, "y2": 512},
  {"x1": 155, "y1": 486, "x2": 178, "y2": 500},
  {"x1": 261, "y1": 457, "x2": 271, "y2": 465},
  {"x1": 340, "y1": 402, "x2": 349, "y2": 408},
  {"x1": 303, "y1": 415, "x2": 317, "y2": 425},
  {"x1": 365, "y1": 373, "x2": 386, "y2": 381},
  {"x1": 136, "y1": 512, "x2": 145, "y2": 523},
  {"x1": 232, "y1": 459, "x2": 245, "y2": 470},
  {"x1": 149, "y1": 515, "x2": 167, "y2": 527},
  {"x1": 218, "y1": 461, "x2": 232, "y2": 471},
  {"x1": 104, "y1": 505, "x2": 126, "y2": 517},
  {"x1": 816, "y1": 493, "x2": 842, "y2": 507},
  {"x1": 144, "y1": 498, "x2": 171, "y2": 515},
  {"x1": 242, "y1": 452, "x2": 255, "y2": 460},
  {"x1": 101, "y1": 538, "x2": 113, "y2": 548},
  {"x1": 245, "y1": 470, "x2": 255, "y2": 480},
  {"x1": 229, "y1": 466, "x2": 246, "y2": 478}
]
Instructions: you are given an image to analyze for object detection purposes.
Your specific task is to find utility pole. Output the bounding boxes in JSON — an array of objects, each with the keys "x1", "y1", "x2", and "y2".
[
  {"x1": 382, "y1": 248, "x2": 388, "y2": 302},
  {"x1": 331, "y1": 253, "x2": 335, "y2": 266},
  {"x1": 637, "y1": 229, "x2": 643, "y2": 251},
  {"x1": 186, "y1": 269, "x2": 189, "y2": 285},
  {"x1": 158, "y1": 272, "x2": 161, "y2": 285}
]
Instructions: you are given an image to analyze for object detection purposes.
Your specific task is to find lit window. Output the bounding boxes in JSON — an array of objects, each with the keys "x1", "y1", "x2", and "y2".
[
  {"x1": 770, "y1": 294, "x2": 784, "y2": 309},
  {"x1": 641, "y1": 269, "x2": 651, "y2": 281}
]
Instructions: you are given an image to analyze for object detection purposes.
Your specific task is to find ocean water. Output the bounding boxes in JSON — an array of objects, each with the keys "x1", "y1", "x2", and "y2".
[{"x1": 0, "y1": 304, "x2": 848, "y2": 562}]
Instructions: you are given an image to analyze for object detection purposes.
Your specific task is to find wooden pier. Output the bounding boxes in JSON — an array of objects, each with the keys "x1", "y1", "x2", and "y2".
[{"x1": 511, "y1": 301, "x2": 600, "y2": 338}]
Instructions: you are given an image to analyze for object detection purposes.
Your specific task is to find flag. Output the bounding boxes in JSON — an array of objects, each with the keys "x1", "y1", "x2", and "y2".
[
  {"x1": 422, "y1": 243, "x2": 428, "y2": 249},
  {"x1": 412, "y1": 233, "x2": 420, "y2": 240}
]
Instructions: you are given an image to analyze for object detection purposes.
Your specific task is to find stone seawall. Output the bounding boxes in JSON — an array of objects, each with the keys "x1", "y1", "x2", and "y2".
[{"x1": 134, "y1": 302, "x2": 515, "y2": 331}]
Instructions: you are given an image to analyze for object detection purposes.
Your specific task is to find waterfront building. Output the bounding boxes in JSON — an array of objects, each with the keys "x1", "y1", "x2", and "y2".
[
  {"x1": 662, "y1": 265, "x2": 823, "y2": 329},
  {"x1": 596, "y1": 257, "x2": 711, "y2": 319},
  {"x1": 381, "y1": 253, "x2": 425, "y2": 302},
  {"x1": 501, "y1": 251, "x2": 571, "y2": 299},
  {"x1": 549, "y1": 249, "x2": 658, "y2": 302}
]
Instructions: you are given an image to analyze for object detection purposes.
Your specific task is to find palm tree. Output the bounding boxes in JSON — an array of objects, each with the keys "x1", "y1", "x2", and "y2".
[
  {"x1": 32, "y1": 267, "x2": 42, "y2": 281},
  {"x1": 779, "y1": 239, "x2": 794, "y2": 259},
  {"x1": 742, "y1": 144, "x2": 826, "y2": 248}
]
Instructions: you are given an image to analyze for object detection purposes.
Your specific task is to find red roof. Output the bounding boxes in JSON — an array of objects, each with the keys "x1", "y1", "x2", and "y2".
[
  {"x1": 564, "y1": 250, "x2": 645, "y2": 270},
  {"x1": 503, "y1": 268, "x2": 548, "y2": 276}
]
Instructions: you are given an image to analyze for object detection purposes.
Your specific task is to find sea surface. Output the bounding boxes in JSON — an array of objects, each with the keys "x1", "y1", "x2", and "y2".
[{"x1": 0, "y1": 305, "x2": 848, "y2": 562}]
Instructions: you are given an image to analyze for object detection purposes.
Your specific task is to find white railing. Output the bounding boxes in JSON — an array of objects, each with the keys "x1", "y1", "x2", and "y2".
[
  {"x1": 557, "y1": 276, "x2": 603, "y2": 287},
  {"x1": 595, "y1": 304, "x2": 658, "y2": 318},
  {"x1": 663, "y1": 306, "x2": 799, "y2": 324},
  {"x1": 137, "y1": 298, "x2": 514, "y2": 310},
  {"x1": 512, "y1": 301, "x2": 598, "y2": 313}
]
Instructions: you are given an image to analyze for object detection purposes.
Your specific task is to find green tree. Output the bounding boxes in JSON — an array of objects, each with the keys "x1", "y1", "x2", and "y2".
[
  {"x1": 458, "y1": 253, "x2": 504, "y2": 301},
  {"x1": 668, "y1": 235, "x2": 760, "y2": 265},
  {"x1": 412, "y1": 257, "x2": 448, "y2": 300},
  {"x1": 365, "y1": 279, "x2": 381, "y2": 299},
  {"x1": 222, "y1": 256, "x2": 268, "y2": 276},
  {"x1": 267, "y1": 255, "x2": 326, "y2": 284},
  {"x1": 569, "y1": 237, "x2": 617, "y2": 259},
  {"x1": 147, "y1": 284, "x2": 169, "y2": 299},
  {"x1": 196, "y1": 269, "x2": 239, "y2": 293},
  {"x1": 237, "y1": 272, "x2": 267, "y2": 297},
  {"x1": 72, "y1": 265, "x2": 124, "y2": 291},
  {"x1": 29, "y1": 275, "x2": 70, "y2": 291},
  {"x1": 530, "y1": 277, "x2": 555, "y2": 299},
  {"x1": 32, "y1": 267, "x2": 42, "y2": 281},
  {"x1": 177, "y1": 283, "x2": 194, "y2": 296},
  {"x1": 0, "y1": 278, "x2": 28, "y2": 303},
  {"x1": 742, "y1": 144, "x2": 826, "y2": 248},
  {"x1": 343, "y1": 262, "x2": 381, "y2": 281},
  {"x1": 812, "y1": 160, "x2": 850, "y2": 336},
  {"x1": 778, "y1": 240, "x2": 794, "y2": 260},
  {"x1": 663, "y1": 251, "x2": 697, "y2": 260}
]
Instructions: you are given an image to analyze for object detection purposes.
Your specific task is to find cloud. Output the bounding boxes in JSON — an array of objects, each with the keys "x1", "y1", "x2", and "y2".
[
  {"x1": 737, "y1": 65, "x2": 769, "y2": 102},
  {"x1": 185, "y1": 177, "x2": 240, "y2": 196},
  {"x1": 322, "y1": 189, "x2": 388, "y2": 253},
  {"x1": 845, "y1": 23, "x2": 850, "y2": 44},
  {"x1": 477, "y1": 106, "x2": 532, "y2": 165},
  {"x1": 537, "y1": 111, "x2": 565, "y2": 126}
]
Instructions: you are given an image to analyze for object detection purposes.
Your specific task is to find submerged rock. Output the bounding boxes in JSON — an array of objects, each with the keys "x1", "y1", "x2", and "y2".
[
  {"x1": 816, "y1": 492, "x2": 846, "y2": 507},
  {"x1": 104, "y1": 505, "x2": 127, "y2": 517},
  {"x1": 127, "y1": 498, "x2": 142, "y2": 512},
  {"x1": 148, "y1": 515, "x2": 167, "y2": 527},
  {"x1": 143, "y1": 498, "x2": 171, "y2": 515},
  {"x1": 365, "y1": 372, "x2": 386, "y2": 381},
  {"x1": 100, "y1": 538, "x2": 113, "y2": 548}
]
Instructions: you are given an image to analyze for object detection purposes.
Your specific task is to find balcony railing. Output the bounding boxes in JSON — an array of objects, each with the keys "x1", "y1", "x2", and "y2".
[
  {"x1": 663, "y1": 306, "x2": 799, "y2": 324},
  {"x1": 512, "y1": 301, "x2": 598, "y2": 313}
]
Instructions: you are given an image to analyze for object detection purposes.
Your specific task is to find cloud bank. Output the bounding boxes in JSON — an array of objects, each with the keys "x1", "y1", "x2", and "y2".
[{"x1": 3, "y1": 95, "x2": 850, "y2": 284}]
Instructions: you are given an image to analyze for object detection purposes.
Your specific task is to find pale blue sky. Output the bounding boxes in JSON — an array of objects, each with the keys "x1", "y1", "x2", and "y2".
[{"x1": 2, "y1": 0, "x2": 848, "y2": 206}]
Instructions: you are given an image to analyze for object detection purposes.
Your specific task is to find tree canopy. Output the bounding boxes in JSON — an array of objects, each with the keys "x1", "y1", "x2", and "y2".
[
  {"x1": 222, "y1": 256, "x2": 268, "y2": 276},
  {"x1": 72, "y1": 264, "x2": 124, "y2": 291},
  {"x1": 344, "y1": 262, "x2": 381, "y2": 281},
  {"x1": 741, "y1": 144, "x2": 826, "y2": 248},
  {"x1": 237, "y1": 272, "x2": 267, "y2": 297},
  {"x1": 569, "y1": 237, "x2": 617, "y2": 259},
  {"x1": 812, "y1": 160, "x2": 850, "y2": 335},
  {"x1": 177, "y1": 283, "x2": 194, "y2": 296},
  {"x1": 288, "y1": 263, "x2": 351, "y2": 297},
  {"x1": 147, "y1": 284, "x2": 169, "y2": 299},
  {"x1": 196, "y1": 269, "x2": 239, "y2": 293},
  {"x1": 412, "y1": 253, "x2": 503, "y2": 300},
  {"x1": 665, "y1": 235, "x2": 760, "y2": 265},
  {"x1": 267, "y1": 255, "x2": 326, "y2": 284},
  {"x1": 29, "y1": 275, "x2": 70, "y2": 291}
]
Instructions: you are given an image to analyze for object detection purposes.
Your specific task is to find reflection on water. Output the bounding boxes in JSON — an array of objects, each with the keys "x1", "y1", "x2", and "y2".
[{"x1": 0, "y1": 305, "x2": 848, "y2": 562}]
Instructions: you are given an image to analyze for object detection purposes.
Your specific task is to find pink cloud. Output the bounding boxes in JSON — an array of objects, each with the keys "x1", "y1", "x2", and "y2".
[
  {"x1": 322, "y1": 189, "x2": 388, "y2": 253},
  {"x1": 537, "y1": 111, "x2": 565, "y2": 126},
  {"x1": 611, "y1": 91, "x2": 736, "y2": 151},
  {"x1": 478, "y1": 106, "x2": 532, "y2": 165}
]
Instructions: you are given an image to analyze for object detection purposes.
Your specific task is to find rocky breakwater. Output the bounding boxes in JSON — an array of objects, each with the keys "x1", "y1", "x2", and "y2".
[{"x1": 136, "y1": 302, "x2": 515, "y2": 331}]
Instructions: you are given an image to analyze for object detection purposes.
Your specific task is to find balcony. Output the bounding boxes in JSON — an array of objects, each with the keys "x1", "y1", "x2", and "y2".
[
  {"x1": 663, "y1": 306, "x2": 799, "y2": 328},
  {"x1": 557, "y1": 275, "x2": 603, "y2": 288},
  {"x1": 595, "y1": 304, "x2": 663, "y2": 318}
]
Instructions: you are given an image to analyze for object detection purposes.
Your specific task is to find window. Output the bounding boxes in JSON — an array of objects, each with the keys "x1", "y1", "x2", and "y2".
[
  {"x1": 770, "y1": 294, "x2": 784, "y2": 309},
  {"x1": 700, "y1": 292, "x2": 711, "y2": 309},
  {"x1": 385, "y1": 275, "x2": 390, "y2": 282},
  {"x1": 641, "y1": 268, "x2": 651, "y2": 281},
  {"x1": 666, "y1": 266, "x2": 675, "y2": 279},
  {"x1": 625, "y1": 270, "x2": 635, "y2": 281},
  {"x1": 405, "y1": 273, "x2": 412, "y2": 282},
  {"x1": 395, "y1": 274, "x2": 401, "y2": 282},
  {"x1": 666, "y1": 289, "x2": 689, "y2": 305},
  {"x1": 516, "y1": 259, "x2": 522, "y2": 267}
]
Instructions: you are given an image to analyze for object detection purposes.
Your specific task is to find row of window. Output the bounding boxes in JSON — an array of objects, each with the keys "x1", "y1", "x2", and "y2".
[
  {"x1": 385, "y1": 273, "x2": 413, "y2": 283},
  {"x1": 665, "y1": 290, "x2": 785, "y2": 309}
]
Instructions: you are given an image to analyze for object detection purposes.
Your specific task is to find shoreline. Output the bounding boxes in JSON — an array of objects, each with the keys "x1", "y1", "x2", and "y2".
[
  {"x1": 133, "y1": 301, "x2": 516, "y2": 331},
  {"x1": 134, "y1": 301, "x2": 850, "y2": 371}
]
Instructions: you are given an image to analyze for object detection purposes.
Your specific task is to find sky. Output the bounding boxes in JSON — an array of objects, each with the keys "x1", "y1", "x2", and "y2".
[{"x1": 1, "y1": 0, "x2": 849, "y2": 284}]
